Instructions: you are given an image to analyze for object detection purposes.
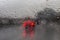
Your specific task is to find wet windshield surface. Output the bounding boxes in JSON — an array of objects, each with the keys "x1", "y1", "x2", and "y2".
[{"x1": 0, "y1": 22, "x2": 60, "y2": 40}]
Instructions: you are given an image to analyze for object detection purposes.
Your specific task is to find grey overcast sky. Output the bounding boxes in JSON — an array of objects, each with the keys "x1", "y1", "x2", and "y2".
[{"x1": 0, "y1": 0, "x2": 60, "y2": 18}]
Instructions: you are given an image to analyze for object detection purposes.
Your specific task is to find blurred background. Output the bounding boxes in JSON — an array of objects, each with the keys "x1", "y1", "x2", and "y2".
[
  {"x1": 0, "y1": 0, "x2": 60, "y2": 40},
  {"x1": 0, "y1": 0, "x2": 60, "y2": 25}
]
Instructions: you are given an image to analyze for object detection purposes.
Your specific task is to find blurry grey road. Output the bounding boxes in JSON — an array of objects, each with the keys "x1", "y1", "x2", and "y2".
[{"x1": 0, "y1": 22, "x2": 60, "y2": 40}]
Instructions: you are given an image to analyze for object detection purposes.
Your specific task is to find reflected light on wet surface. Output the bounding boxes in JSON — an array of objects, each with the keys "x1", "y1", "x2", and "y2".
[{"x1": 22, "y1": 30, "x2": 35, "y2": 40}]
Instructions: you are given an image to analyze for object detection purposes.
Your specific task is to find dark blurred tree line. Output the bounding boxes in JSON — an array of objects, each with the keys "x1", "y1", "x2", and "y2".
[
  {"x1": 0, "y1": 18, "x2": 22, "y2": 25},
  {"x1": 35, "y1": 8, "x2": 60, "y2": 24}
]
